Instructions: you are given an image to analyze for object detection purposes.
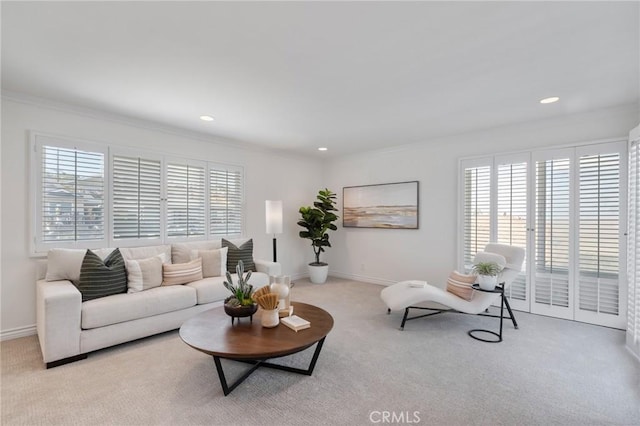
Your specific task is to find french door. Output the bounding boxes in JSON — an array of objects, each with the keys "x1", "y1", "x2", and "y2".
[{"x1": 460, "y1": 140, "x2": 627, "y2": 328}]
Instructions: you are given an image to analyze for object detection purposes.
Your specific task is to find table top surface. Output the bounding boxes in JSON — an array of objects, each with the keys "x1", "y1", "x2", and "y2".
[
  {"x1": 179, "y1": 302, "x2": 334, "y2": 359},
  {"x1": 471, "y1": 283, "x2": 505, "y2": 293}
]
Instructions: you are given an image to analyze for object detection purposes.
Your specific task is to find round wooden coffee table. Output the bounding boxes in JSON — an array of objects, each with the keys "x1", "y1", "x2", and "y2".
[{"x1": 180, "y1": 301, "x2": 334, "y2": 395}]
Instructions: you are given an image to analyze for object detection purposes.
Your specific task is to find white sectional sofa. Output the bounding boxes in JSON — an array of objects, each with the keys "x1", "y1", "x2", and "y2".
[{"x1": 36, "y1": 238, "x2": 280, "y2": 368}]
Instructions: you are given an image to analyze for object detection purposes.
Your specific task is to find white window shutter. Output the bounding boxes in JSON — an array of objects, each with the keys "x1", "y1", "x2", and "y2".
[
  {"x1": 578, "y1": 153, "x2": 620, "y2": 316},
  {"x1": 497, "y1": 161, "x2": 528, "y2": 302},
  {"x1": 627, "y1": 126, "x2": 640, "y2": 357},
  {"x1": 112, "y1": 155, "x2": 161, "y2": 240},
  {"x1": 166, "y1": 162, "x2": 206, "y2": 238},
  {"x1": 40, "y1": 144, "x2": 105, "y2": 245},
  {"x1": 534, "y1": 157, "x2": 571, "y2": 310},
  {"x1": 462, "y1": 165, "x2": 491, "y2": 268},
  {"x1": 210, "y1": 166, "x2": 243, "y2": 237}
]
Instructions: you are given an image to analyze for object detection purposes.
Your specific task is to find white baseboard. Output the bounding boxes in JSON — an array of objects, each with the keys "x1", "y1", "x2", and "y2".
[
  {"x1": 289, "y1": 272, "x2": 308, "y2": 281},
  {"x1": 329, "y1": 271, "x2": 395, "y2": 286},
  {"x1": 1, "y1": 324, "x2": 36, "y2": 341}
]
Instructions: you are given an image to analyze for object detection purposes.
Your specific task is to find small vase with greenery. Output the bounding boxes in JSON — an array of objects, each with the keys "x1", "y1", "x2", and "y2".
[
  {"x1": 297, "y1": 188, "x2": 339, "y2": 283},
  {"x1": 472, "y1": 261, "x2": 503, "y2": 290}
]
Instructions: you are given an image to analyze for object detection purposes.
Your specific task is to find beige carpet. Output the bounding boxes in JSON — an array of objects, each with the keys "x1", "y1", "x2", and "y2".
[{"x1": 2, "y1": 277, "x2": 639, "y2": 425}]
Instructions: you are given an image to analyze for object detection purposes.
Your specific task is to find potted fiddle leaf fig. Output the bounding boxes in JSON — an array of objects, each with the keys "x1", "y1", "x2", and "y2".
[
  {"x1": 472, "y1": 261, "x2": 503, "y2": 291},
  {"x1": 297, "y1": 188, "x2": 339, "y2": 284}
]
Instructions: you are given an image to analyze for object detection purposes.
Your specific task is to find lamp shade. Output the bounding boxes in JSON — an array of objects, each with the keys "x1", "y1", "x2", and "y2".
[{"x1": 265, "y1": 200, "x2": 283, "y2": 234}]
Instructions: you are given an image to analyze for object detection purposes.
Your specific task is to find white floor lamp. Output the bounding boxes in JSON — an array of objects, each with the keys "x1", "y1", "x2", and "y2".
[{"x1": 265, "y1": 200, "x2": 283, "y2": 262}]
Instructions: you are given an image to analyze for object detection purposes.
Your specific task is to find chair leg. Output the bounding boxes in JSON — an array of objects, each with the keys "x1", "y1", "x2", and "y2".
[
  {"x1": 400, "y1": 307, "x2": 410, "y2": 330},
  {"x1": 503, "y1": 296, "x2": 518, "y2": 329}
]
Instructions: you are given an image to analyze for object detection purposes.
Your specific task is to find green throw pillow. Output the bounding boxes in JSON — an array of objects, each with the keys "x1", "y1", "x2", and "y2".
[
  {"x1": 222, "y1": 239, "x2": 255, "y2": 272},
  {"x1": 77, "y1": 249, "x2": 128, "y2": 302}
]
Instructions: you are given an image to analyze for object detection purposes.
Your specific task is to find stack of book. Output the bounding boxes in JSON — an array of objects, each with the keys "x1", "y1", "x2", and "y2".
[{"x1": 280, "y1": 315, "x2": 310, "y2": 332}]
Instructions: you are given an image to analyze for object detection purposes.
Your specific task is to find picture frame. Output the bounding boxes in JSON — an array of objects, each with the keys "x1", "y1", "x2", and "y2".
[{"x1": 342, "y1": 181, "x2": 419, "y2": 229}]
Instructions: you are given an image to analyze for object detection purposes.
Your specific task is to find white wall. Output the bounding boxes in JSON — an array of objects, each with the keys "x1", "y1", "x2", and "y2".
[
  {"x1": 0, "y1": 96, "x2": 324, "y2": 339},
  {"x1": 2, "y1": 97, "x2": 638, "y2": 340},
  {"x1": 324, "y1": 104, "x2": 640, "y2": 288}
]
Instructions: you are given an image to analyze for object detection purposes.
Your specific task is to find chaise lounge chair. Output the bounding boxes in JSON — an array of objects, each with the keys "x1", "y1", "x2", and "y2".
[{"x1": 380, "y1": 243, "x2": 525, "y2": 335}]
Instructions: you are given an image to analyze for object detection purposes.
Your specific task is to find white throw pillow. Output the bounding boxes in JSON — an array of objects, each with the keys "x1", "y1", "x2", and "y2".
[
  {"x1": 46, "y1": 247, "x2": 114, "y2": 283},
  {"x1": 190, "y1": 247, "x2": 227, "y2": 277},
  {"x1": 172, "y1": 241, "x2": 221, "y2": 264},
  {"x1": 126, "y1": 253, "x2": 166, "y2": 293},
  {"x1": 162, "y1": 258, "x2": 203, "y2": 286}
]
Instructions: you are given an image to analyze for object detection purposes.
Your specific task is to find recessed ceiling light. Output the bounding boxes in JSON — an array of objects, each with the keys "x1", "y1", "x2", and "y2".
[
  {"x1": 540, "y1": 97, "x2": 559, "y2": 104},
  {"x1": 199, "y1": 115, "x2": 214, "y2": 121},
  {"x1": 318, "y1": 147, "x2": 328, "y2": 151}
]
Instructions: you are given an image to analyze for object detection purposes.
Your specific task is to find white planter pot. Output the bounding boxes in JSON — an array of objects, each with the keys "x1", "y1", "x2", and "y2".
[
  {"x1": 477, "y1": 274, "x2": 497, "y2": 291},
  {"x1": 308, "y1": 264, "x2": 329, "y2": 284}
]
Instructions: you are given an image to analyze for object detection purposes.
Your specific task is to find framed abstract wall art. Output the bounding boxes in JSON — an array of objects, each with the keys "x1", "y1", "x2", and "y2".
[{"x1": 343, "y1": 181, "x2": 419, "y2": 229}]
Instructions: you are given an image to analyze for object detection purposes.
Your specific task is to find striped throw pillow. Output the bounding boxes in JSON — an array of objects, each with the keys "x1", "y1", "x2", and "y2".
[
  {"x1": 126, "y1": 254, "x2": 165, "y2": 293},
  {"x1": 222, "y1": 238, "x2": 255, "y2": 272},
  {"x1": 446, "y1": 271, "x2": 477, "y2": 301},
  {"x1": 162, "y1": 258, "x2": 203, "y2": 286},
  {"x1": 77, "y1": 249, "x2": 127, "y2": 302}
]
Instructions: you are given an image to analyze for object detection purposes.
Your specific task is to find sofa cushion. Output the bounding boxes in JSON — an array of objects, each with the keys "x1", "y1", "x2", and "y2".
[
  {"x1": 46, "y1": 247, "x2": 114, "y2": 283},
  {"x1": 81, "y1": 285, "x2": 197, "y2": 329},
  {"x1": 188, "y1": 271, "x2": 270, "y2": 305},
  {"x1": 77, "y1": 249, "x2": 128, "y2": 302},
  {"x1": 120, "y1": 245, "x2": 172, "y2": 263},
  {"x1": 126, "y1": 254, "x2": 165, "y2": 293},
  {"x1": 223, "y1": 238, "x2": 255, "y2": 272},
  {"x1": 190, "y1": 247, "x2": 227, "y2": 277},
  {"x1": 162, "y1": 258, "x2": 203, "y2": 286}
]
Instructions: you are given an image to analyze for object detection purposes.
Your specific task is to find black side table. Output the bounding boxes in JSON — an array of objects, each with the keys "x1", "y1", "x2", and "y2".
[{"x1": 468, "y1": 282, "x2": 517, "y2": 343}]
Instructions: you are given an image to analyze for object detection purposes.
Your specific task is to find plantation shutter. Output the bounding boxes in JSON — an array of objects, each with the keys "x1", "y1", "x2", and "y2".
[
  {"x1": 628, "y1": 125, "x2": 640, "y2": 356},
  {"x1": 577, "y1": 153, "x2": 620, "y2": 317},
  {"x1": 166, "y1": 162, "x2": 206, "y2": 238},
  {"x1": 209, "y1": 165, "x2": 243, "y2": 236},
  {"x1": 533, "y1": 155, "x2": 571, "y2": 318},
  {"x1": 462, "y1": 163, "x2": 491, "y2": 268},
  {"x1": 112, "y1": 155, "x2": 162, "y2": 240},
  {"x1": 39, "y1": 144, "x2": 105, "y2": 247},
  {"x1": 496, "y1": 160, "x2": 528, "y2": 305}
]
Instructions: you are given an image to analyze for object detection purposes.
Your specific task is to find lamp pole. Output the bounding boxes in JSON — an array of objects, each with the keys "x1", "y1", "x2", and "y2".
[{"x1": 265, "y1": 200, "x2": 283, "y2": 263}]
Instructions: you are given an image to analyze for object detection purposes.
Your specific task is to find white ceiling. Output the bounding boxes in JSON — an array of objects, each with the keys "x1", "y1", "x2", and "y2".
[{"x1": 2, "y1": 1, "x2": 639, "y2": 157}]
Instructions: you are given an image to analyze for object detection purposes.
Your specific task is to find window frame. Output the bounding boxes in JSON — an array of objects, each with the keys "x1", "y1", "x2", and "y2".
[
  {"x1": 31, "y1": 132, "x2": 110, "y2": 253},
  {"x1": 458, "y1": 138, "x2": 628, "y2": 329},
  {"x1": 30, "y1": 132, "x2": 245, "y2": 254}
]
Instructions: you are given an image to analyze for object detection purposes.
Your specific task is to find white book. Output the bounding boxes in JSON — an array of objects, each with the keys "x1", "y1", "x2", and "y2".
[{"x1": 280, "y1": 315, "x2": 310, "y2": 332}]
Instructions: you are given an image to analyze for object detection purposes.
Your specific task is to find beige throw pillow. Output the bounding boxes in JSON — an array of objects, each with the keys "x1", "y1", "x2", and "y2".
[
  {"x1": 162, "y1": 258, "x2": 203, "y2": 286},
  {"x1": 190, "y1": 247, "x2": 227, "y2": 278},
  {"x1": 446, "y1": 271, "x2": 477, "y2": 301},
  {"x1": 46, "y1": 247, "x2": 114, "y2": 283},
  {"x1": 126, "y1": 254, "x2": 165, "y2": 293}
]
